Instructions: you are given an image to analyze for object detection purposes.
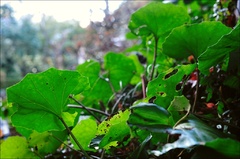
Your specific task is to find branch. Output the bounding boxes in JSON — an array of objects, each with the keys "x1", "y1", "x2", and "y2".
[
  {"x1": 149, "y1": 37, "x2": 159, "y2": 81},
  {"x1": 59, "y1": 117, "x2": 91, "y2": 159},
  {"x1": 68, "y1": 104, "x2": 109, "y2": 117},
  {"x1": 191, "y1": 69, "x2": 199, "y2": 113},
  {"x1": 69, "y1": 95, "x2": 101, "y2": 123}
]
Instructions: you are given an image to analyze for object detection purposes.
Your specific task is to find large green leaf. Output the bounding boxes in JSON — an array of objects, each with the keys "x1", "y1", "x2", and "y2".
[
  {"x1": 1, "y1": 136, "x2": 40, "y2": 158},
  {"x1": 7, "y1": 68, "x2": 89, "y2": 132},
  {"x1": 128, "y1": 103, "x2": 170, "y2": 132},
  {"x1": 71, "y1": 118, "x2": 97, "y2": 151},
  {"x1": 77, "y1": 60, "x2": 113, "y2": 106},
  {"x1": 104, "y1": 52, "x2": 136, "y2": 91},
  {"x1": 162, "y1": 21, "x2": 231, "y2": 59},
  {"x1": 198, "y1": 22, "x2": 240, "y2": 74},
  {"x1": 128, "y1": 2, "x2": 190, "y2": 39},
  {"x1": 147, "y1": 64, "x2": 196, "y2": 108}
]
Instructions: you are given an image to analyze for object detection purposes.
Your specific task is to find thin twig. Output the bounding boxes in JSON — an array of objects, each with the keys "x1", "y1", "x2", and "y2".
[
  {"x1": 69, "y1": 95, "x2": 101, "y2": 123},
  {"x1": 51, "y1": 134, "x2": 78, "y2": 152},
  {"x1": 59, "y1": 117, "x2": 91, "y2": 159},
  {"x1": 111, "y1": 93, "x2": 126, "y2": 114},
  {"x1": 149, "y1": 37, "x2": 159, "y2": 81},
  {"x1": 141, "y1": 74, "x2": 146, "y2": 98},
  {"x1": 68, "y1": 104, "x2": 109, "y2": 117},
  {"x1": 191, "y1": 69, "x2": 199, "y2": 113}
]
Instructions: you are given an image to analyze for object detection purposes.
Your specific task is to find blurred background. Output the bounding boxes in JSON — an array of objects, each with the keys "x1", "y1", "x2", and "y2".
[{"x1": 0, "y1": 0, "x2": 148, "y2": 89}]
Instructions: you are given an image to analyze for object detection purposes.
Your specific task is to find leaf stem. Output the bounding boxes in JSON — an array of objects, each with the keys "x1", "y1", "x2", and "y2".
[
  {"x1": 59, "y1": 117, "x2": 91, "y2": 159},
  {"x1": 68, "y1": 104, "x2": 110, "y2": 117},
  {"x1": 191, "y1": 69, "x2": 199, "y2": 113},
  {"x1": 69, "y1": 95, "x2": 101, "y2": 123},
  {"x1": 51, "y1": 134, "x2": 78, "y2": 152},
  {"x1": 149, "y1": 37, "x2": 159, "y2": 81},
  {"x1": 141, "y1": 74, "x2": 146, "y2": 98}
]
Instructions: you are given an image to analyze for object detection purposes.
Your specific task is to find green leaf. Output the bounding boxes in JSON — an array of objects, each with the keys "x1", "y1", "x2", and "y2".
[
  {"x1": 99, "y1": 122, "x2": 130, "y2": 149},
  {"x1": 7, "y1": 68, "x2": 89, "y2": 132},
  {"x1": 104, "y1": 52, "x2": 136, "y2": 91},
  {"x1": 96, "y1": 110, "x2": 130, "y2": 149},
  {"x1": 28, "y1": 130, "x2": 68, "y2": 155},
  {"x1": 1, "y1": 136, "x2": 40, "y2": 158},
  {"x1": 128, "y1": 103, "x2": 170, "y2": 129},
  {"x1": 147, "y1": 64, "x2": 196, "y2": 108},
  {"x1": 198, "y1": 22, "x2": 240, "y2": 74},
  {"x1": 77, "y1": 60, "x2": 113, "y2": 106},
  {"x1": 71, "y1": 118, "x2": 97, "y2": 151},
  {"x1": 128, "y1": 2, "x2": 190, "y2": 39},
  {"x1": 162, "y1": 21, "x2": 231, "y2": 59},
  {"x1": 205, "y1": 138, "x2": 240, "y2": 158},
  {"x1": 167, "y1": 96, "x2": 190, "y2": 124},
  {"x1": 129, "y1": 54, "x2": 145, "y2": 85},
  {"x1": 97, "y1": 110, "x2": 130, "y2": 135}
]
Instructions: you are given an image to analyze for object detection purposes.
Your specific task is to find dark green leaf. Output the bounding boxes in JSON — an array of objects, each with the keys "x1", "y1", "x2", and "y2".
[
  {"x1": 198, "y1": 23, "x2": 240, "y2": 74},
  {"x1": 7, "y1": 68, "x2": 89, "y2": 132},
  {"x1": 155, "y1": 115, "x2": 233, "y2": 156},
  {"x1": 205, "y1": 138, "x2": 240, "y2": 158},
  {"x1": 163, "y1": 21, "x2": 231, "y2": 59},
  {"x1": 129, "y1": 103, "x2": 170, "y2": 128}
]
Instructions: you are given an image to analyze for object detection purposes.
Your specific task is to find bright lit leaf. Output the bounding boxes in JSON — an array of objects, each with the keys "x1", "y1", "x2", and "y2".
[
  {"x1": 71, "y1": 118, "x2": 97, "y2": 151},
  {"x1": 129, "y1": 2, "x2": 190, "y2": 39},
  {"x1": 1, "y1": 136, "x2": 40, "y2": 158},
  {"x1": 7, "y1": 68, "x2": 89, "y2": 132},
  {"x1": 162, "y1": 21, "x2": 231, "y2": 59}
]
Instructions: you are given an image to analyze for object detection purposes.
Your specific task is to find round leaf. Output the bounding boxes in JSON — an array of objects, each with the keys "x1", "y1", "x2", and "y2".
[
  {"x1": 162, "y1": 21, "x2": 231, "y2": 59},
  {"x1": 198, "y1": 22, "x2": 240, "y2": 74},
  {"x1": 7, "y1": 68, "x2": 90, "y2": 132},
  {"x1": 129, "y1": 2, "x2": 190, "y2": 39}
]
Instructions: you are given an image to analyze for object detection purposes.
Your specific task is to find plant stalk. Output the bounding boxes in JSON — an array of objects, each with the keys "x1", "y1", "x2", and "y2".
[
  {"x1": 59, "y1": 117, "x2": 91, "y2": 159},
  {"x1": 149, "y1": 37, "x2": 159, "y2": 81},
  {"x1": 68, "y1": 104, "x2": 109, "y2": 117},
  {"x1": 191, "y1": 69, "x2": 199, "y2": 113},
  {"x1": 69, "y1": 95, "x2": 101, "y2": 123}
]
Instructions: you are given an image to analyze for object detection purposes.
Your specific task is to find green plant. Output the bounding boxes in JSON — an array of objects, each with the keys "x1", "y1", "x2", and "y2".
[{"x1": 2, "y1": 2, "x2": 240, "y2": 159}]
